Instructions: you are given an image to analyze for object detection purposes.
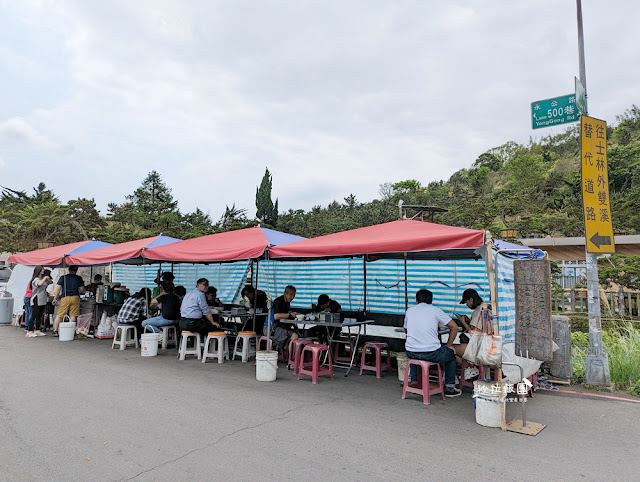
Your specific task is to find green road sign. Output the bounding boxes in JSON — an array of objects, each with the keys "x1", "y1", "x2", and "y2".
[{"x1": 531, "y1": 94, "x2": 579, "y2": 129}]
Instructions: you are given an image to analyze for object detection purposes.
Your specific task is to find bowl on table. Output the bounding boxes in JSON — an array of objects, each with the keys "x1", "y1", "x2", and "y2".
[{"x1": 295, "y1": 314, "x2": 305, "y2": 321}]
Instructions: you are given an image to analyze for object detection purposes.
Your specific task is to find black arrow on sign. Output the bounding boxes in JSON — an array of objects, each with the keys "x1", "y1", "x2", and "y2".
[{"x1": 590, "y1": 232, "x2": 612, "y2": 248}]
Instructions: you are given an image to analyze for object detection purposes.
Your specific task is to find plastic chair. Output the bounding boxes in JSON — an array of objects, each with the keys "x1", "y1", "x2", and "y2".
[
  {"x1": 233, "y1": 331, "x2": 258, "y2": 362},
  {"x1": 359, "y1": 341, "x2": 392, "y2": 378},
  {"x1": 298, "y1": 344, "x2": 334, "y2": 384},
  {"x1": 288, "y1": 338, "x2": 314, "y2": 373},
  {"x1": 402, "y1": 359, "x2": 445, "y2": 405},
  {"x1": 160, "y1": 325, "x2": 177, "y2": 350},
  {"x1": 203, "y1": 331, "x2": 229, "y2": 364},
  {"x1": 112, "y1": 324, "x2": 138, "y2": 350},
  {"x1": 178, "y1": 331, "x2": 201, "y2": 360}
]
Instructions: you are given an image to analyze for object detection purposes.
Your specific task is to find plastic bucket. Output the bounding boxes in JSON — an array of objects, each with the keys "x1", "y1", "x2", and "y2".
[
  {"x1": 396, "y1": 352, "x2": 408, "y2": 382},
  {"x1": 473, "y1": 380, "x2": 503, "y2": 428},
  {"x1": 59, "y1": 321, "x2": 76, "y2": 342},
  {"x1": 140, "y1": 333, "x2": 160, "y2": 357},
  {"x1": 256, "y1": 350, "x2": 278, "y2": 381}
]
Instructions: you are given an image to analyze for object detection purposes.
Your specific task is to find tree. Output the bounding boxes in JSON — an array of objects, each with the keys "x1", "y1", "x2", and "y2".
[
  {"x1": 599, "y1": 255, "x2": 640, "y2": 291},
  {"x1": 255, "y1": 168, "x2": 278, "y2": 226}
]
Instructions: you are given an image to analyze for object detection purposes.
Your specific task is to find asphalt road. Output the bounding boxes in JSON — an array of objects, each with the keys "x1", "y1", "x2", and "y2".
[{"x1": 1, "y1": 325, "x2": 638, "y2": 481}]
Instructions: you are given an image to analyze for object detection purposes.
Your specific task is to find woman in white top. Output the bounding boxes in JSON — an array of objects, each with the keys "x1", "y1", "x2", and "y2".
[
  {"x1": 452, "y1": 288, "x2": 487, "y2": 361},
  {"x1": 26, "y1": 266, "x2": 52, "y2": 337}
]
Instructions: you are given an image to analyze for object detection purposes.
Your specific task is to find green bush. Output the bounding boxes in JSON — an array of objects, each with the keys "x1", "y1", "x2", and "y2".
[{"x1": 571, "y1": 323, "x2": 640, "y2": 394}]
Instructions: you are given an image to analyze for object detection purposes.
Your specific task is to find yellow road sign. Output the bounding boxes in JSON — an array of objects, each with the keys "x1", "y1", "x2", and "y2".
[{"x1": 581, "y1": 115, "x2": 615, "y2": 254}]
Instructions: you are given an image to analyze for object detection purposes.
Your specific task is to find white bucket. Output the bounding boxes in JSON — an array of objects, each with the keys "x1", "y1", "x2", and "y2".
[
  {"x1": 474, "y1": 380, "x2": 503, "y2": 428},
  {"x1": 140, "y1": 333, "x2": 160, "y2": 357},
  {"x1": 256, "y1": 350, "x2": 278, "y2": 382},
  {"x1": 396, "y1": 352, "x2": 408, "y2": 382},
  {"x1": 59, "y1": 321, "x2": 76, "y2": 342}
]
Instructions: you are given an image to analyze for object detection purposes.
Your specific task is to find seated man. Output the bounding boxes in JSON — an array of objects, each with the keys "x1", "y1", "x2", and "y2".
[
  {"x1": 143, "y1": 282, "x2": 180, "y2": 334},
  {"x1": 317, "y1": 294, "x2": 341, "y2": 313},
  {"x1": 403, "y1": 289, "x2": 461, "y2": 397},
  {"x1": 206, "y1": 286, "x2": 224, "y2": 308},
  {"x1": 305, "y1": 294, "x2": 343, "y2": 343},
  {"x1": 267, "y1": 285, "x2": 299, "y2": 355},
  {"x1": 179, "y1": 278, "x2": 221, "y2": 338},
  {"x1": 241, "y1": 285, "x2": 268, "y2": 311},
  {"x1": 118, "y1": 288, "x2": 151, "y2": 340}
]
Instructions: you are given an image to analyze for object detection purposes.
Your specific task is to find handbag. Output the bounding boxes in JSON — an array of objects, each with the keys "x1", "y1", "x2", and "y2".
[{"x1": 461, "y1": 306, "x2": 502, "y2": 367}]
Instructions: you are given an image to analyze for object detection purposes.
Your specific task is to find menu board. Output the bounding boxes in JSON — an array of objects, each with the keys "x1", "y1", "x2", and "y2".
[{"x1": 514, "y1": 260, "x2": 553, "y2": 361}]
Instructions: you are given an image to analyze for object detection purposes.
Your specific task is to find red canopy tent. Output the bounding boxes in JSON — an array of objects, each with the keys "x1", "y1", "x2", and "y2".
[
  {"x1": 142, "y1": 226, "x2": 306, "y2": 263},
  {"x1": 269, "y1": 219, "x2": 485, "y2": 260},
  {"x1": 8, "y1": 239, "x2": 112, "y2": 266},
  {"x1": 65, "y1": 234, "x2": 181, "y2": 266}
]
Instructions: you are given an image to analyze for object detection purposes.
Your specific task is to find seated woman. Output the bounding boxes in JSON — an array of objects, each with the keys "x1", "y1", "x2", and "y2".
[
  {"x1": 452, "y1": 288, "x2": 488, "y2": 370},
  {"x1": 142, "y1": 282, "x2": 180, "y2": 334}
]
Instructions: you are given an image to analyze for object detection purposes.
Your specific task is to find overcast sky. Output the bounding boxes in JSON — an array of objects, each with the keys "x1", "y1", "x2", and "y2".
[{"x1": 1, "y1": 1, "x2": 638, "y2": 222}]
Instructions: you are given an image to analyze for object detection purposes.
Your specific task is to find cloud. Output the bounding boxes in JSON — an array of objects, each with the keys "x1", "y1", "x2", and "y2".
[
  {"x1": 0, "y1": 1, "x2": 639, "y2": 221},
  {"x1": 0, "y1": 117, "x2": 58, "y2": 151}
]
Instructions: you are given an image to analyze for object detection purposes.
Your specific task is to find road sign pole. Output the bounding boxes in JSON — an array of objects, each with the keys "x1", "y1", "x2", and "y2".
[{"x1": 577, "y1": 0, "x2": 611, "y2": 386}]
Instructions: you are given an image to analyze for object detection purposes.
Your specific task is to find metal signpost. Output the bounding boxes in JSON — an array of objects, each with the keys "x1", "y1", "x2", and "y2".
[
  {"x1": 531, "y1": 94, "x2": 579, "y2": 129},
  {"x1": 576, "y1": 0, "x2": 612, "y2": 386}
]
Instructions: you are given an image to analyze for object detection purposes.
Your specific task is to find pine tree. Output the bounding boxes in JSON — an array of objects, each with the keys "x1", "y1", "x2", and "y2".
[{"x1": 255, "y1": 168, "x2": 278, "y2": 226}]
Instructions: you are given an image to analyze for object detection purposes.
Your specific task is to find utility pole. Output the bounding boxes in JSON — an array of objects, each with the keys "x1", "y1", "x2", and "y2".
[{"x1": 577, "y1": 0, "x2": 612, "y2": 386}]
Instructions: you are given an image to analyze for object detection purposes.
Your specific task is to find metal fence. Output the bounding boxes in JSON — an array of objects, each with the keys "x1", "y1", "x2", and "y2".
[{"x1": 553, "y1": 289, "x2": 640, "y2": 318}]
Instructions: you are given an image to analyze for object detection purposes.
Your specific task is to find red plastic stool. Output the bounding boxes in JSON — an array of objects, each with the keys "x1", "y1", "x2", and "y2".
[
  {"x1": 359, "y1": 341, "x2": 392, "y2": 378},
  {"x1": 298, "y1": 344, "x2": 334, "y2": 384},
  {"x1": 333, "y1": 335, "x2": 357, "y2": 363},
  {"x1": 402, "y1": 359, "x2": 445, "y2": 405},
  {"x1": 288, "y1": 338, "x2": 314, "y2": 373}
]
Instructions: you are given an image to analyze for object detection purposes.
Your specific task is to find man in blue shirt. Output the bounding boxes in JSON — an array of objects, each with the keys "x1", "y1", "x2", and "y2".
[
  {"x1": 179, "y1": 278, "x2": 221, "y2": 338},
  {"x1": 52, "y1": 266, "x2": 85, "y2": 336}
]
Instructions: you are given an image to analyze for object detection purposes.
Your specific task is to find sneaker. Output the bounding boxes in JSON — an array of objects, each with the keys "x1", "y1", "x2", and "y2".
[
  {"x1": 445, "y1": 387, "x2": 462, "y2": 398},
  {"x1": 34, "y1": 330, "x2": 46, "y2": 337},
  {"x1": 25, "y1": 332, "x2": 37, "y2": 338},
  {"x1": 52, "y1": 330, "x2": 59, "y2": 337},
  {"x1": 464, "y1": 367, "x2": 480, "y2": 380}
]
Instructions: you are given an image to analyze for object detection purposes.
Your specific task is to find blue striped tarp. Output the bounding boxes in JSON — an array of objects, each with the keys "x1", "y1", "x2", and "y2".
[
  {"x1": 112, "y1": 261, "x2": 249, "y2": 303},
  {"x1": 257, "y1": 258, "x2": 491, "y2": 319},
  {"x1": 496, "y1": 254, "x2": 516, "y2": 345}
]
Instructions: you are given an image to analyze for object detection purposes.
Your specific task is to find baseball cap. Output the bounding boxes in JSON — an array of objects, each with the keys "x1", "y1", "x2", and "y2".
[{"x1": 459, "y1": 288, "x2": 476, "y2": 304}]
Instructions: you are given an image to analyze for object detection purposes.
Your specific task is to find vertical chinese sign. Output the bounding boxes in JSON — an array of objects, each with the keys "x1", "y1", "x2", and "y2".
[{"x1": 581, "y1": 115, "x2": 615, "y2": 254}]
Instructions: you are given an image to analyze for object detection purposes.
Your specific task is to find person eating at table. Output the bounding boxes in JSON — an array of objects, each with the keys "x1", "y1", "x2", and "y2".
[
  {"x1": 268, "y1": 285, "x2": 299, "y2": 356},
  {"x1": 241, "y1": 285, "x2": 268, "y2": 311},
  {"x1": 305, "y1": 294, "x2": 343, "y2": 343},
  {"x1": 179, "y1": 278, "x2": 221, "y2": 339},
  {"x1": 206, "y1": 286, "x2": 224, "y2": 308},
  {"x1": 403, "y1": 289, "x2": 461, "y2": 397}
]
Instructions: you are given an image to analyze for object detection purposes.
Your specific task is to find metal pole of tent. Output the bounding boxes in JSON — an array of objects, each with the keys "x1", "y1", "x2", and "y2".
[
  {"x1": 363, "y1": 256, "x2": 367, "y2": 312},
  {"x1": 484, "y1": 233, "x2": 505, "y2": 430},
  {"x1": 404, "y1": 252, "x2": 409, "y2": 311}
]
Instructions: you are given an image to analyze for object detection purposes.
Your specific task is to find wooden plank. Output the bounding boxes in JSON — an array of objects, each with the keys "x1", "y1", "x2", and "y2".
[
  {"x1": 505, "y1": 419, "x2": 546, "y2": 436},
  {"x1": 514, "y1": 260, "x2": 553, "y2": 361}
]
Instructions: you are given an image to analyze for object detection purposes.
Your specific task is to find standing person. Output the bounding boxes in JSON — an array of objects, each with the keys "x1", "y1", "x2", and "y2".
[
  {"x1": 51, "y1": 266, "x2": 85, "y2": 337},
  {"x1": 117, "y1": 288, "x2": 151, "y2": 340},
  {"x1": 268, "y1": 285, "x2": 300, "y2": 356},
  {"x1": 26, "y1": 266, "x2": 52, "y2": 338},
  {"x1": 142, "y1": 282, "x2": 180, "y2": 334},
  {"x1": 179, "y1": 278, "x2": 221, "y2": 338},
  {"x1": 403, "y1": 289, "x2": 461, "y2": 397},
  {"x1": 23, "y1": 278, "x2": 33, "y2": 331}
]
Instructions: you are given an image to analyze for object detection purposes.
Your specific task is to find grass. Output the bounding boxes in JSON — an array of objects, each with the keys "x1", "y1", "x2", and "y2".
[{"x1": 571, "y1": 323, "x2": 640, "y2": 395}]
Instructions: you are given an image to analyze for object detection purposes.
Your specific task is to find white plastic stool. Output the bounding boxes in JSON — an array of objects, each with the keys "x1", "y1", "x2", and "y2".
[
  {"x1": 202, "y1": 331, "x2": 229, "y2": 364},
  {"x1": 178, "y1": 331, "x2": 201, "y2": 360},
  {"x1": 160, "y1": 325, "x2": 177, "y2": 349},
  {"x1": 112, "y1": 324, "x2": 138, "y2": 350},
  {"x1": 233, "y1": 331, "x2": 258, "y2": 362}
]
